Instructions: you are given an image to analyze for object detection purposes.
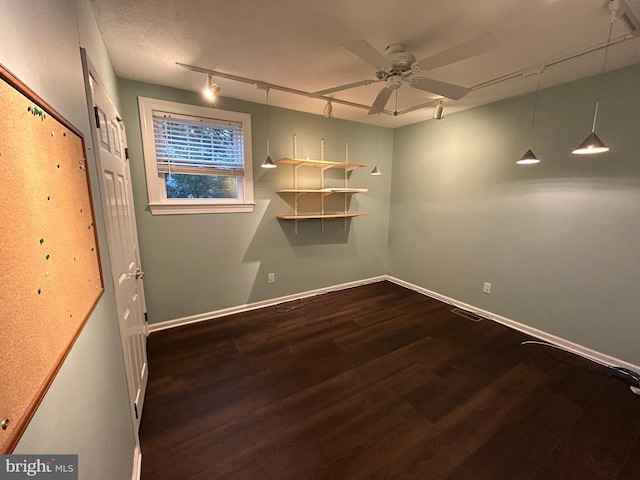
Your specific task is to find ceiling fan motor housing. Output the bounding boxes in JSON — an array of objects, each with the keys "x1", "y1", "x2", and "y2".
[{"x1": 385, "y1": 43, "x2": 416, "y2": 70}]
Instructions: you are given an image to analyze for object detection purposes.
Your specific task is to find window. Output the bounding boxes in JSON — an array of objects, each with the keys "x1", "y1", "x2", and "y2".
[{"x1": 138, "y1": 97, "x2": 254, "y2": 214}]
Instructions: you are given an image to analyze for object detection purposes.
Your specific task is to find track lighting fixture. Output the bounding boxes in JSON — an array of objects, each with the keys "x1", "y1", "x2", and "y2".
[
  {"x1": 572, "y1": 4, "x2": 616, "y2": 155},
  {"x1": 203, "y1": 74, "x2": 220, "y2": 101},
  {"x1": 261, "y1": 87, "x2": 277, "y2": 168},
  {"x1": 433, "y1": 100, "x2": 444, "y2": 120},
  {"x1": 517, "y1": 68, "x2": 543, "y2": 165}
]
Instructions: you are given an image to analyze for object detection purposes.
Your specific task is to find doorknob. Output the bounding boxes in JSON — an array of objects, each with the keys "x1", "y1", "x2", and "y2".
[{"x1": 135, "y1": 268, "x2": 144, "y2": 279}]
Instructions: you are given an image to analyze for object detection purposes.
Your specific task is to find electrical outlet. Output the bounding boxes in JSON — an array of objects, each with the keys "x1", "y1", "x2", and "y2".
[
  {"x1": 483, "y1": 282, "x2": 492, "y2": 294},
  {"x1": 268, "y1": 273, "x2": 275, "y2": 284}
]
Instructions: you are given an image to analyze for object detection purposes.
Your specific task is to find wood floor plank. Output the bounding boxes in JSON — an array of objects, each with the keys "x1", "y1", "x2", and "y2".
[
  {"x1": 444, "y1": 367, "x2": 592, "y2": 480},
  {"x1": 534, "y1": 374, "x2": 640, "y2": 480},
  {"x1": 389, "y1": 362, "x2": 551, "y2": 480},
  {"x1": 407, "y1": 330, "x2": 533, "y2": 423},
  {"x1": 140, "y1": 281, "x2": 640, "y2": 480}
]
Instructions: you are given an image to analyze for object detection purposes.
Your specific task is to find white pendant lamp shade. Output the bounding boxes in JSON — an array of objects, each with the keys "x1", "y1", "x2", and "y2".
[
  {"x1": 572, "y1": 131, "x2": 609, "y2": 155},
  {"x1": 517, "y1": 149, "x2": 540, "y2": 165},
  {"x1": 261, "y1": 155, "x2": 277, "y2": 168}
]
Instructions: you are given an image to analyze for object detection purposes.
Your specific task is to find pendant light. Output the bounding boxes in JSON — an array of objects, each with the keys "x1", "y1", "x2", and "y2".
[
  {"x1": 572, "y1": 6, "x2": 616, "y2": 155},
  {"x1": 261, "y1": 87, "x2": 277, "y2": 168},
  {"x1": 371, "y1": 113, "x2": 382, "y2": 175},
  {"x1": 517, "y1": 68, "x2": 543, "y2": 165}
]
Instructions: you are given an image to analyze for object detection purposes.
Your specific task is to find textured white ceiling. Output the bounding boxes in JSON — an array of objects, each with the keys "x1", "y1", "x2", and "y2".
[{"x1": 89, "y1": 0, "x2": 640, "y2": 127}]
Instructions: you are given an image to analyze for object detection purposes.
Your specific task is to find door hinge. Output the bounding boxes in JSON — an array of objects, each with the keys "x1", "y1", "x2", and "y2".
[
  {"x1": 144, "y1": 312, "x2": 149, "y2": 323},
  {"x1": 134, "y1": 402, "x2": 139, "y2": 419},
  {"x1": 93, "y1": 106, "x2": 100, "y2": 129},
  {"x1": 125, "y1": 147, "x2": 130, "y2": 160}
]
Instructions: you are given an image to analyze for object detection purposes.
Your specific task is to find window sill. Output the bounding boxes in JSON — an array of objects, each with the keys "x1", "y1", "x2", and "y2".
[{"x1": 148, "y1": 203, "x2": 255, "y2": 215}]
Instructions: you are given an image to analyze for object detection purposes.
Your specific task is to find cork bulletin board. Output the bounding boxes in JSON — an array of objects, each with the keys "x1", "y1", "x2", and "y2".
[{"x1": 0, "y1": 65, "x2": 104, "y2": 452}]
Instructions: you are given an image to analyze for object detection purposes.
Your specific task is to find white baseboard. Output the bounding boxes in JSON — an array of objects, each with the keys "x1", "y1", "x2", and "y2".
[
  {"x1": 147, "y1": 276, "x2": 386, "y2": 333},
  {"x1": 132, "y1": 444, "x2": 142, "y2": 480},
  {"x1": 387, "y1": 276, "x2": 640, "y2": 373}
]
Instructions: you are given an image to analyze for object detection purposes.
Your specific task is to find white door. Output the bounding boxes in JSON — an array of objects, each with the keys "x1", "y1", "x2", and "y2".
[{"x1": 87, "y1": 71, "x2": 148, "y2": 432}]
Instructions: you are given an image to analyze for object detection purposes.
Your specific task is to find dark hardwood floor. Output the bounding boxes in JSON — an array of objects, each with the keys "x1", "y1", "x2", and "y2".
[{"x1": 140, "y1": 281, "x2": 640, "y2": 480}]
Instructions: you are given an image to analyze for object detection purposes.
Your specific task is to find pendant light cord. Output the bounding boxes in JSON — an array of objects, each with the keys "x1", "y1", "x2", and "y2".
[
  {"x1": 592, "y1": 13, "x2": 615, "y2": 132},
  {"x1": 529, "y1": 70, "x2": 542, "y2": 148},
  {"x1": 266, "y1": 88, "x2": 271, "y2": 155},
  {"x1": 376, "y1": 113, "x2": 380, "y2": 160}
]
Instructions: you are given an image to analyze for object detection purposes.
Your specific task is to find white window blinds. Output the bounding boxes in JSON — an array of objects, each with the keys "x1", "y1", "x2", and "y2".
[{"x1": 152, "y1": 110, "x2": 245, "y2": 177}]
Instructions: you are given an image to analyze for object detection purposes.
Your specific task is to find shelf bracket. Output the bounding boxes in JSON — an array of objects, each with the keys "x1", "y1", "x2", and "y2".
[
  {"x1": 344, "y1": 142, "x2": 349, "y2": 230},
  {"x1": 321, "y1": 138, "x2": 325, "y2": 232}
]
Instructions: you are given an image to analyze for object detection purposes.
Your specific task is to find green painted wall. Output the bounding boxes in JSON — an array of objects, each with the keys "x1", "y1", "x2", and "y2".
[
  {"x1": 389, "y1": 63, "x2": 640, "y2": 365},
  {"x1": 1, "y1": 1, "x2": 136, "y2": 478},
  {"x1": 118, "y1": 80, "x2": 393, "y2": 324}
]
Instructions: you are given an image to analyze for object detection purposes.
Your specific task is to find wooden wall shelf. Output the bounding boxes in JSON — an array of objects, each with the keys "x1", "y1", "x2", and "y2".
[
  {"x1": 276, "y1": 158, "x2": 366, "y2": 171},
  {"x1": 277, "y1": 213, "x2": 368, "y2": 220},
  {"x1": 276, "y1": 148, "x2": 367, "y2": 232}
]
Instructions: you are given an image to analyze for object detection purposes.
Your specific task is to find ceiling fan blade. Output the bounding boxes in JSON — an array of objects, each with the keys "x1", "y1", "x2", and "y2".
[
  {"x1": 416, "y1": 31, "x2": 502, "y2": 71},
  {"x1": 368, "y1": 86, "x2": 393, "y2": 115},
  {"x1": 312, "y1": 79, "x2": 381, "y2": 96},
  {"x1": 411, "y1": 77, "x2": 470, "y2": 100},
  {"x1": 344, "y1": 39, "x2": 387, "y2": 68}
]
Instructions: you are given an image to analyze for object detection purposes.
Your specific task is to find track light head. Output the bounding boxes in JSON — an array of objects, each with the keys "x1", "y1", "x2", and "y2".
[
  {"x1": 203, "y1": 74, "x2": 220, "y2": 101},
  {"x1": 433, "y1": 100, "x2": 444, "y2": 120},
  {"x1": 324, "y1": 101, "x2": 334, "y2": 119}
]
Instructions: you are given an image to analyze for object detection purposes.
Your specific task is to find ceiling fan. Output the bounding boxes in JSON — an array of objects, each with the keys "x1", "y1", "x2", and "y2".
[{"x1": 314, "y1": 32, "x2": 502, "y2": 115}]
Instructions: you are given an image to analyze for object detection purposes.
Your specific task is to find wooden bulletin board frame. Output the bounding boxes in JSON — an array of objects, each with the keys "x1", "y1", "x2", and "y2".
[{"x1": 0, "y1": 64, "x2": 104, "y2": 453}]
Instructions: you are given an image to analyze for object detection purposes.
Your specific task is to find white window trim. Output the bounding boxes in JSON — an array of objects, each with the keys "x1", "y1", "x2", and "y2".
[{"x1": 138, "y1": 97, "x2": 254, "y2": 215}]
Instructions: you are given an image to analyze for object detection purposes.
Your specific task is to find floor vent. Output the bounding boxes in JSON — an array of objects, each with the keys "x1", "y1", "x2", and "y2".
[{"x1": 451, "y1": 308, "x2": 483, "y2": 322}]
